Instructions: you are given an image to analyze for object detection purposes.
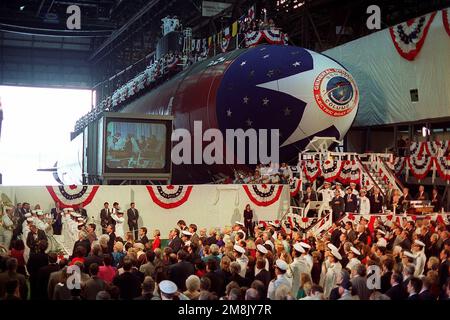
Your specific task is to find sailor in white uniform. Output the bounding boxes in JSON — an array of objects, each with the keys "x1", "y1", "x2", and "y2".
[
  {"x1": 412, "y1": 240, "x2": 427, "y2": 277},
  {"x1": 335, "y1": 182, "x2": 345, "y2": 198},
  {"x1": 346, "y1": 246, "x2": 361, "y2": 271},
  {"x1": 22, "y1": 216, "x2": 34, "y2": 262},
  {"x1": 1, "y1": 207, "x2": 15, "y2": 249},
  {"x1": 290, "y1": 243, "x2": 310, "y2": 298},
  {"x1": 318, "y1": 181, "x2": 334, "y2": 204},
  {"x1": 350, "y1": 182, "x2": 359, "y2": 196},
  {"x1": 255, "y1": 244, "x2": 270, "y2": 272},
  {"x1": 320, "y1": 244, "x2": 342, "y2": 299},
  {"x1": 358, "y1": 189, "x2": 371, "y2": 215},
  {"x1": 233, "y1": 244, "x2": 249, "y2": 278},
  {"x1": 111, "y1": 211, "x2": 125, "y2": 239},
  {"x1": 267, "y1": 259, "x2": 293, "y2": 300},
  {"x1": 299, "y1": 242, "x2": 313, "y2": 272}
]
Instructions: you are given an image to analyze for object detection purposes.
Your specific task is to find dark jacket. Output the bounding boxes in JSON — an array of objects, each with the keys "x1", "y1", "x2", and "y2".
[
  {"x1": 127, "y1": 208, "x2": 139, "y2": 228},
  {"x1": 84, "y1": 254, "x2": 104, "y2": 271},
  {"x1": 370, "y1": 194, "x2": 384, "y2": 213},
  {"x1": 205, "y1": 271, "x2": 225, "y2": 297},
  {"x1": 26, "y1": 230, "x2": 47, "y2": 254},
  {"x1": 168, "y1": 261, "x2": 195, "y2": 291},
  {"x1": 168, "y1": 236, "x2": 183, "y2": 253},
  {"x1": 36, "y1": 263, "x2": 60, "y2": 300},
  {"x1": 385, "y1": 283, "x2": 404, "y2": 300},
  {"x1": 82, "y1": 276, "x2": 106, "y2": 300},
  {"x1": 0, "y1": 271, "x2": 28, "y2": 300},
  {"x1": 344, "y1": 194, "x2": 358, "y2": 213},
  {"x1": 255, "y1": 269, "x2": 271, "y2": 297},
  {"x1": 380, "y1": 271, "x2": 392, "y2": 293},
  {"x1": 419, "y1": 289, "x2": 435, "y2": 300},
  {"x1": 72, "y1": 239, "x2": 91, "y2": 258},
  {"x1": 302, "y1": 191, "x2": 317, "y2": 205},
  {"x1": 330, "y1": 196, "x2": 345, "y2": 221},
  {"x1": 112, "y1": 271, "x2": 142, "y2": 300}
]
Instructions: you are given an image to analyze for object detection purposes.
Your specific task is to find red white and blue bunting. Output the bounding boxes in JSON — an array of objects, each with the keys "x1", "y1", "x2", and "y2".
[
  {"x1": 245, "y1": 30, "x2": 287, "y2": 47},
  {"x1": 443, "y1": 8, "x2": 450, "y2": 36},
  {"x1": 242, "y1": 184, "x2": 283, "y2": 207},
  {"x1": 303, "y1": 160, "x2": 321, "y2": 182},
  {"x1": 360, "y1": 171, "x2": 374, "y2": 190},
  {"x1": 289, "y1": 177, "x2": 302, "y2": 197},
  {"x1": 424, "y1": 140, "x2": 449, "y2": 156},
  {"x1": 321, "y1": 159, "x2": 344, "y2": 182},
  {"x1": 389, "y1": 11, "x2": 437, "y2": 61},
  {"x1": 221, "y1": 37, "x2": 231, "y2": 53},
  {"x1": 339, "y1": 160, "x2": 360, "y2": 184},
  {"x1": 388, "y1": 157, "x2": 406, "y2": 176},
  {"x1": 434, "y1": 156, "x2": 450, "y2": 180},
  {"x1": 407, "y1": 156, "x2": 434, "y2": 180},
  {"x1": 46, "y1": 185, "x2": 100, "y2": 208},
  {"x1": 409, "y1": 141, "x2": 425, "y2": 157},
  {"x1": 146, "y1": 185, "x2": 193, "y2": 209}
]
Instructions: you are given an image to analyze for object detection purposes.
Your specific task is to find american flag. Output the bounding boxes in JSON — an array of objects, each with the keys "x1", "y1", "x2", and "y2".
[{"x1": 248, "y1": 5, "x2": 255, "y2": 20}]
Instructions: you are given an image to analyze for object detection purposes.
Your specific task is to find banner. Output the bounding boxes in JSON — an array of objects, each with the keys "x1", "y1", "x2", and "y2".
[
  {"x1": 424, "y1": 140, "x2": 449, "y2": 156},
  {"x1": 389, "y1": 11, "x2": 437, "y2": 60},
  {"x1": 410, "y1": 141, "x2": 425, "y2": 157},
  {"x1": 46, "y1": 185, "x2": 99, "y2": 208},
  {"x1": 242, "y1": 184, "x2": 283, "y2": 207},
  {"x1": 289, "y1": 177, "x2": 302, "y2": 197},
  {"x1": 146, "y1": 185, "x2": 193, "y2": 209},
  {"x1": 434, "y1": 156, "x2": 450, "y2": 180},
  {"x1": 407, "y1": 156, "x2": 434, "y2": 180},
  {"x1": 303, "y1": 160, "x2": 321, "y2": 182},
  {"x1": 443, "y1": 8, "x2": 450, "y2": 36},
  {"x1": 321, "y1": 159, "x2": 343, "y2": 182}
]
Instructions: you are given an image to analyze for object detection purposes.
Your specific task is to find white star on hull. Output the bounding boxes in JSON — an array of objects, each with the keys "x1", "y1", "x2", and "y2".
[{"x1": 256, "y1": 50, "x2": 358, "y2": 148}]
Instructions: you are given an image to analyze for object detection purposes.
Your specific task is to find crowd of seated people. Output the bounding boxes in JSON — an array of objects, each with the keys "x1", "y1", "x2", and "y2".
[
  {"x1": 233, "y1": 163, "x2": 295, "y2": 185},
  {"x1": 1, "y1": 198, "x2": 449, "y2": 300}
]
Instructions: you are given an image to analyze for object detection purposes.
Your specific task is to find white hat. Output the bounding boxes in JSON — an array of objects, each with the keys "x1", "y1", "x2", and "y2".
[
  {"x1": 275, "y1": 259, "x2": 288, "y2": 271},
  {"x1": 414, "y1": 240, "x2": 425, "y2": 247},
  {"x1": 26, "y1": 217, "x2": 34, "y2": 222},
  {"x1": 403, "y1": 251, "x2": 415, "y2": 259},
  {"x1": 377, "y1": 238, "x2": 387, "y2": 248},
  {"x1": 269, "y1": 221, "x2": 281, "y2": 228},
  {"x1": 377, "y1": 229, "x2": 386, "y2": 235},
  {"x1": 63, "y1": 207, "x2": 74, "y2": 212},
  {"x1": 25, "y1": 213, "x2": 32, "y2": 218},
  {"x1": 350, "y1": 247, "x2": 361, "y2": 256},
  {"x1": 235, "y1": 221, "x2": 244, "y2": 227},
  {"x1": 184, "y1": 241, "x2": 191, "y2": 247},
  {"x1": 181, "y1": 230, "x2": 192, "y2": 236},
  {"x1": 293, "y1": 243, "x2": 306, "y2": 253},
  {"x1": 264, "y1": 240, "x2": 274, "y2": 250},
  {"x1": 350, "y1": 182, "x2": 356, "y2": 186},
  {"x1": 237, "y1": 230, "x2": 246, "y2": 240},
  {"x1": 257, "y1": 244, "x2": 268, "y2": 254},
  {"x1": 299, "y1": 242, "x2": 311, "y2": 249},
  {"x1": 78, "y1": 222, "x2": 85, "y2": 226},
  {"x1": 331, "y1": 250, "x2": 342, "y2": 260},
  {"x1": 36, "y1": 210, "x2": 45, "y2": 216},
  {"x1": 327, "y1": 243, "x2": 338, "y2": 252},
  {"x1": 159, "y1": 280, "x2": 178, "y2": 295},
  {"x1": 324, "y1": 181, "x2": 331, "y2": 185},
  {"x1": 71, "y1": 212, "x2": 81, "y2": 217},
  {"x1": 233, "y1": 244, "x2": 245, "y2": 254}
]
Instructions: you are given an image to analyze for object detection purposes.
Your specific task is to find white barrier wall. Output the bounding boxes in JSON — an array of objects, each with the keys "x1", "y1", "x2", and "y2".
[{"x1": 0, "y1": 185, "x2": 290, "y2": 237}]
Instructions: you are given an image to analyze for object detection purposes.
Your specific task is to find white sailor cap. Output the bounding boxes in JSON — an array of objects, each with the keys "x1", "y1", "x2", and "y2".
[
  {"x1": 25, "y1": 213, "x2": 32, "y2": 218},
  {"x1": 414, "y1": 240, "x2": 425, "y2": 247},
  {"x1": 184, "y1": 241, "x2": 191, "y2": 247},
  {"x1": 26, "y1": 217, "x2": 34, "y2": 222},
  {"x1": 350, "y1": 247, "x2": 361, "y2": 256},
  {"x1": 4, "y1": 206, "x2": 13, "y2": 211},
  {"x1": 377, "y1": 229, "x2": 386, "y2": 235},
  {"x1": 403, "y1": 251, "x2": 415, "y2": 259},
  {"x1": 77, "y1": 217, "x2": 85, "y2": 221},
  {"x1": 269, "y1": 221, "x2": 281, "y2": 228},
  {"x1": 77, "y1": 222, "x2": 85, "y2": 226},
  {"x1": 324, "y1": 181, "x2": 331, "y2": 185},
  {"x1": 181, "y1": 230, "x2": 192, "y2": 237},
  {"x1": 331, "y1": 250, "x2": 342, "y2": 260},
  {"x1": 293, "y1": 243, "x2": 306, "y2": 253},
  {"x1": 159, "y1": 280, "x2": 178, "y2": 295},
  {"x1": 264, "y1": 240, "x2": 274, "y2": 250},
  {"x1": 36, "y1": 210, "x2": 45, "y2": 216},
  {"x1": 377, "y1": 238, "x2": 387, "y2": 248},
  {"x1": 235, "y1": 221, "x2": 245, "y2": 227},
  {"x1": 275, "y1": 259, "x2": 288, "y2": 271},
  {"x1": 63, "y1": 207, "x2": 74, "y2": 213},
  {"x1": 233, "y1": 244, "x2": 245, "y2": 254},
  {"x1": 299, "y1": 242, "x2": 311, "y2": 249},
  {"x1": 71, "y1": 212, "x2": 81, "y2": 217},
  {"x1": 237, "y1": 230, "x2": 246, "y2": 240},
  {"x1": 350, "y1": 182, "x2": 357, "y2": 186},
  {"x1": 257, "y1": 244, "x2": 268, "y2": 254},
  {"x1": 327, "y1": 243, "x2": 338, "y2": 252}
]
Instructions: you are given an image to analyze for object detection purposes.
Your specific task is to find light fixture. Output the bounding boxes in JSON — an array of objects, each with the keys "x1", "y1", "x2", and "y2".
[{"x1": 20, "y1": 6, "x2": 25, "y2": 11}]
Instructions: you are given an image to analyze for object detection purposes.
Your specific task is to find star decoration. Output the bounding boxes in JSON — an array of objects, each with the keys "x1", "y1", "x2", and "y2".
[
  {"x1": 262, "y1": 98, "x2": 270, "y2": 106},
  {"x1": 266, "y1": 70, "x2": 274, "y2": 77},
  {"x1": 293, "y1": 61, "x2": 301, "y2": 67},
  {"x1": 263, "y1": 54, "x2": 270, "y2": 59},
  {"x1": 240, "y1": 61, "x2": 247, "y2": 67},
  {"x1": 226, "y1": 109, "x2": 232, "y2": 117},
  {"x1": 284, "y1": 107, "x2": 291, "y2": 116},
  {"x1": 243, "y1": 96, "x2": 250, "y2": 104},
  {"x1": 246, "y1": 118, "x2": 253, "y2": 127},
  {"x1": 290, "y1": 50, "x2": 300, "y2": 55},
  {"x1": 260, "y1": 47, "x2": 267, "y2": 51}
]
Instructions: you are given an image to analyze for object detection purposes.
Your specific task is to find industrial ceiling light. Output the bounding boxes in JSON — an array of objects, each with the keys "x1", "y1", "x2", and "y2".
[{"x1": 20, "y1": 6, "x2": 25, "y2": 11}]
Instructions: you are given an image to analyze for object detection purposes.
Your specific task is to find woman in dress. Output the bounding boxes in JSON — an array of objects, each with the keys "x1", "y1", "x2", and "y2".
[{"x1": 243, "y1": 204, "x2": 254, "y2": 238}]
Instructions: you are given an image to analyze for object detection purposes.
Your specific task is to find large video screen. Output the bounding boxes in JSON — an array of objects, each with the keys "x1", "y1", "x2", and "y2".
[{"x1": 104, "y1": 117, "x2": 171, "y2": 174}]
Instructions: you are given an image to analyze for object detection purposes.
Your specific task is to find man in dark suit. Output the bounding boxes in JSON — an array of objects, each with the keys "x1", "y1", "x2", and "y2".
[
  {"x1": 50, "y1": 202, "x2": 63, "y2": 235},
  {"x1": 399, "y1": 187, "x2": 412, "y2": 208},
  {"x1": 416, "y1": 185, "x2": 429, "y2": 201},
  {"x1": 72, "y1": 232, "x2": 91, "y2": 258},
  {"x1": 127, "y1": 202, "x2": 139, "y2": 240},
  {"x1": 112, "y1": 258, "x2": 142, "y2": 300},
  {"x1": 430, "y1": 187, "x2": 442, "y2": 212},
  {"x1": 100, "y1": 202, "x2": 111, "y2": 234},
  {"x1": 77, "y1": 204, "x2": 88, "y2": 219},
  {"x1": 106, "y1": 224, "x2": 116, "y2": 254},
  {"x1": 26, "y1": 224, "x2": 47, "y2": 254},
  {"x1": 84, "y1": 244, "x2": 104, "y2": 270},
  {"x1": 438, "y1": 249, "x2": 450, "y2": 292},
  {"x1": 204, "y1": 259, "x2": 225, "y2": 296},
  {"x1": 0, "y1": 258, "x2": 28, "y2": 300},
  {"x1": 137, "y1": 227, "x2": 149, "y2": 245},
  {"x1": 82, "y1": 263, "x2": 106, "y2": 300},
  {"x1": 381, "y1": 258, "x2": 394, "y2": 293},
  {"x1": 369, "y1": 187, "x2": 384, "y2": 213},
  {"x1": 330, "y1": 222, "x2": 342, "y2": 248},
  {"x1": 386, "y1": 273, "x2": 404, "y2": 300},
  {"x1": 189, "y1": 224, "x2": 200, "y2": 247},
  {"x1": 302, "y1": 185, "x2": 317, "y2": 205},
  {"x1": 344, "y1": 187, "x2": 358, "y2": 213},
  {"x1": 168, "y1": 250, "x2": 195, "y2": 291},
  {"x1": 36, "y1": 253, "x2": 60, "y2": 300},
  {"x1": 330, "y1": 189, "x2": 345, "y2": 222},
  {"x1": 419, "y1": 277, "x2": 435, "y2": 300},
  {"x1": 406, "y1": 277, "x2": 422, "y2": 300},
  {"x1": 254, "y1": 259, "x2": 271, "y2": 297},
  {"x1": 350, "y1": 264, "x2": 371, "y2": 300},
  {"x1": 168, "y1": 228, "x2": 183, "y2": 253},
  {"x1": 27, "y1": 240, "x2": 49, "y2": 300}
]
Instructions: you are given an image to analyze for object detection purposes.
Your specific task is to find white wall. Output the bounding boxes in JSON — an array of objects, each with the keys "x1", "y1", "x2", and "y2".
[{"x1": 0, "y1": 185, "x2": 290, "y2": 237}]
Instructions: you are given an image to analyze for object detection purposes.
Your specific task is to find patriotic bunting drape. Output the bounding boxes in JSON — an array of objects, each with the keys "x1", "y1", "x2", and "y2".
[
  {"x1": 289, "y1": 177, "x2": 302, "y2": 197},
  {"x1": 242, "y1": 184, "x2": 283, "y2": 207},
  {"x1": 303, "y1": 160, "x2": 321, "y2": 182},
  {"x1": 46, "y1": 185, "x2": 100, "y2": 208},
  {"x1": 146, "y1": 185, "x2": 193, "y2": 209},
  {"x1": 321, "y1": 159, "x2": 344, "y2": 182},
  {"x1": 434, "y1": 156, "x2": 450, "y2": 180},
  {"x1": 407, "y1": 156, "x2": 434, "y2": 180},
  {"x1": 443, "y1": 8, "x2": 450, "y2": 36},
  {"x1": 389, "y1": 11, "x2": 437, "y2": 61}
]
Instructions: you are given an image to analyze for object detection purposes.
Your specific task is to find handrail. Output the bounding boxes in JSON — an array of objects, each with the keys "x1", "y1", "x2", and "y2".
[
  {"x1": 355, "y1": 155, "x2": 386, "y2": 197},
  {"x1": 381, "y1": 158, "x2": 405, "y2": 191}
]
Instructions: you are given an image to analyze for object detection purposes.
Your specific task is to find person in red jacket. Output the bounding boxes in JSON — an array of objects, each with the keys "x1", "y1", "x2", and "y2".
[{"x1": 152, "y1": 229, "x2": 161, "y2": 251}]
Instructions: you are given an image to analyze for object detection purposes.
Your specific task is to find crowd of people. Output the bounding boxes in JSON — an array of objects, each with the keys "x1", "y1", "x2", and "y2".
[
  {"x1": 1, "y1": 192, "x2": 449, "y2": 300},
  {"x1": 233, "y1": 163, "x2": 294, "y2": 184}
]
